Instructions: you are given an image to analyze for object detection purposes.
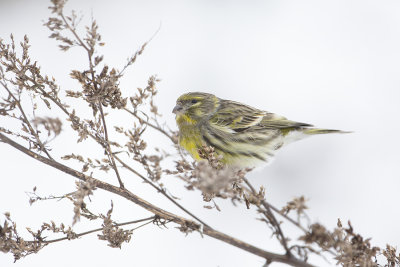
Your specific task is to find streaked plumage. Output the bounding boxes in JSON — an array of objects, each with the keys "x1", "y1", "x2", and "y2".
[{"x1": 173, "y1": 92, "x2": 348, "y2": 167}]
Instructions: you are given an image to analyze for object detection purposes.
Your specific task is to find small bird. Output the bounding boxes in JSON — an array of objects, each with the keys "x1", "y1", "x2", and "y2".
[{"x1": 173, "y1": 92, "x2": 348, "y2": 167}]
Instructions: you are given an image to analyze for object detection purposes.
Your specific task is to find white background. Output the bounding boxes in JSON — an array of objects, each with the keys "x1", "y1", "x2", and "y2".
[{"x1": 1, "y1": 0, "x2": 400, "y2": 266}]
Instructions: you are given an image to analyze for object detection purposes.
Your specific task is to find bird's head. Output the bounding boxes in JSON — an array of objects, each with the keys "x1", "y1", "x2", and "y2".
[{"x1": 173, "y1": 92, "x2": 219, "y2": 124}]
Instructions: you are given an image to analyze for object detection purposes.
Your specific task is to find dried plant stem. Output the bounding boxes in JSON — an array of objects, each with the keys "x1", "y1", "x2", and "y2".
[
  {"x1": 124, "y1": 108, "x2": 173, "y2": 140},
  {"x1": 10, "y1": 68, "x2": 201, "y2": 221},
  {"x1": 243, "y1": 180, "x2": 337, "y2": 258},
  {"x1": 0, "y1": 132, "x2": 315, "y2": 267},
  {"x1": 114, "y1": 155, "x2": 211, "y2": 228},
  {"x1": 268, "y1": 203, "x2": 308, "y2": 233},
  {"x1": 129, "y1": 217, "x2": 163, "y2": 232},
  {"x1": 60, "y1": 13, "x2": 90, "y2": 52},
  {"x1": 124, "y1": 108, "x2": 176, "y2": 143},
  {"x1": 29, "y1": 75, "x2": 124, "y2": 188},
  {"x1": 99, "y1": 104, "x2": 124, "y2": 188},
  {"x1": 0, "y1": 80, "x2": 53, "y2": 160},
  {"x1": 240, "y1": 177, "x2": 308, "y2": 233},
  {"x1": 56, "y1": 12, "x2": 125, "y2": 188},
  {"x1": 29, "y1": 216, "x2": 156, "y2": 244},
  {"x1": 243, "y1": 178, "x2": 291, "y2": 256}
]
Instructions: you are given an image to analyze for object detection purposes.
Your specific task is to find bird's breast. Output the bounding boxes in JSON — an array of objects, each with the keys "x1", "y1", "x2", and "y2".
[{"x1": 176, "y1": 116, "x2": 204, "y2": 160}]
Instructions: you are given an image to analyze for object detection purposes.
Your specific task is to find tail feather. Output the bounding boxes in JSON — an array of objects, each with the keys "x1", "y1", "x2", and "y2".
[{"x1": 303, "y1": 128, "x2": 352, "y2": 135}]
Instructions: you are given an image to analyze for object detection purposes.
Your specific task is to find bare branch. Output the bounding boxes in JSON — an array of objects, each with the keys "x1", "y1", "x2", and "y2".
[
  {"x1": 29, "y1": 216, "x2": 155, "y2": 244},
  {"x1": 114, "y1": 155, "x2": 211, "y2": 228},
  {"x1": 0, "y1": 80, "x2": 53, "y2": 159},
  {"x1": 124, "y1": 107, "x2": 176, "y2": 143},
  {"x1": 98, "y1": 104, "x2": 124, "y2": 188},
  {"x1": 0, "y1": 132, "x2": 315, "y2": 267},
  {"x1": 243, "y1": 177, "x2": 291, "y2": 256}
]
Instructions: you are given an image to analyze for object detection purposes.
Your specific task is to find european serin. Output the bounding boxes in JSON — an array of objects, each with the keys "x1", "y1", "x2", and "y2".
[{"x1": 173, "y1": 92, "x2": 348, "y2": 167}]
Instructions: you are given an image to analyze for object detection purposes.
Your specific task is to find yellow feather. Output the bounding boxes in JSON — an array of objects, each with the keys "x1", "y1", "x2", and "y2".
[
  {"x1": 230, "y1": 116, "x2": 243, "y2": 127},
  {"x1": 176, "y1": 114, "x2": 196, "y2": 125},
  {"x1": 179, "y1": 138, "x2": 202, "y2": 160},
  {"x1": 176, "y1": 113, "x2": 203, "y2": 160}
]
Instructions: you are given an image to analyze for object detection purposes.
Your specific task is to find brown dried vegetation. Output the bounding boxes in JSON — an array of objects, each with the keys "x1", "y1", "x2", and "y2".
[{"x1": 0, "y1": 1, "x2": 399, "y2": 266}]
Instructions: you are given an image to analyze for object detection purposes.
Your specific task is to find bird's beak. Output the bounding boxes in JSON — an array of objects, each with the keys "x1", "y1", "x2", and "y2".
[{"x1": 172, "y1": 104, "x2": 183, "y2": 114}]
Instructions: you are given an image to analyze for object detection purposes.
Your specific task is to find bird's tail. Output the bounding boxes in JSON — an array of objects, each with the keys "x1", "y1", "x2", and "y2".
[{"x1": 303, "y1": 128, "x2": 352, "y2": 135}]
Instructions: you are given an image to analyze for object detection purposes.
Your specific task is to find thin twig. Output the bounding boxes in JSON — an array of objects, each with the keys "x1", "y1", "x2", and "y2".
[
  {"x1": 118, "y1": 22, "x2": 161, "y2": 77},
  {"x1": 242, "y1": 180, "x2": 337, "y2": 258},
  {"x1": 268, "y1": 202, "x2": 308, "y2": 233},
  {"x1": 0, "y1": 80, "x2": 53, "y2": 160},
  {"x1": 243, "y1": 177, "x2": 291, "y2": 256},
  {"x1": 60, "y1": 13, "x2": 90, "y2": 52},
  {"x1": 29, "y1": 216, "x2": 155, "y2": 244},
  {"x1": 99, "y1": 104, "x2": 124, "y2": 188},
  {"x1": 124, "y1": 107, "x2": 176, "y2": 143},
  {"x1": 114, "y1": 154, "x2": 211, "y2": 228},
  {"x1": 130, "y1": 217, "x2": 160, "y2": 231},
  {"x1": 61, "y1": 10, "x2": 124, "y2": 188}
]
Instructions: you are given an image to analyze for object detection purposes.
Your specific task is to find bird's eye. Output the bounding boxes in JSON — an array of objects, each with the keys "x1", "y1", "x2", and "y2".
[{"x1": 191, "y1": 99, "x2": 199, "y2": 104}]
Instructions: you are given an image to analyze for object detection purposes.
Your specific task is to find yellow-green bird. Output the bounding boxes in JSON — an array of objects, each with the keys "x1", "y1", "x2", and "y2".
[{"x1": 173, "y1": 92, "x2": 348, "y2": 167}]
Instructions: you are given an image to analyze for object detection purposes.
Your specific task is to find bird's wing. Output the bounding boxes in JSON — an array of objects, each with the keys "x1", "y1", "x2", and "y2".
[
  {"x1": 260, "y1": 117, "x2": 313, "y2": 129},
  {"x1": 209, "y1": 100, "x2": 312, "y2": 133},
  {"x1": 209, "y1": 100, "x2": 267, "y2": 133}
]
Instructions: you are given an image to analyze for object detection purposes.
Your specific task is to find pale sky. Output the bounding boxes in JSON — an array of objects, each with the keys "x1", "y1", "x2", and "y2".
[{"x1": 1, "y1": 0, "x2": 400, "y2": 266}]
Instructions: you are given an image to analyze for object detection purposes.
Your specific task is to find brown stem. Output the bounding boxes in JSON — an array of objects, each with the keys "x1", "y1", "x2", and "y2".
[
  {"x1": 124, "y1": 107, "x2": 176, "y2": 144},
  {"x1": 114, "y1": 155, "x2": 211, "y2": 228},
  {"x1": 60, "y1": 13, "x2": 90, "y2": 52},
  {"x1": 242, "y1": 180, "x2": 337, "y2": 258},
  {"x1": 243, "y1": 178, "x2": 291, "y2": 256},
  {"x1": 34, "y1": 216, "x2": 155, "y2": 244},
  {"x1": 98, "y1": 104, "x2": 124, "y2": 188},
  {"x1": 60, "y1": 10, "x2": 124, "y2": 188},
  {"x1": 0, "y1": 80, "x2": 53, "y2": 160},
  {"x1": 0, "y1": 132, "x2": 315, "y2": 267},
  {"x1": 268, "y1": 202, "x2": 308, "y2": 233}
]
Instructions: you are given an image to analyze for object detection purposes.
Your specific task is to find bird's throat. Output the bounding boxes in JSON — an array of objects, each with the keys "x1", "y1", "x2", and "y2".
[{"x1": 176, "y1": 113, "x2": 197, "y2": 125}]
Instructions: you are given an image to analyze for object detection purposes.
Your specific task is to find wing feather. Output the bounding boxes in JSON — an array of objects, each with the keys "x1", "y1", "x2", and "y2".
[
  {"x1": 209, "y1": 100, "x2": 266, "y2": 132},
  {"x1": 209, "y1": 99, "x2": 312, "y2": 132}
]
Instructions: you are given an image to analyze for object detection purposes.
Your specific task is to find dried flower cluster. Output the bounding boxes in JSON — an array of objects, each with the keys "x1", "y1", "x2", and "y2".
[
  {"x1": 166, "y1": 146, "x2": 251, "y2": 208},
  {"x1": 281, "y1": 195, "x2": 309, "y2": 223},
  {"x1": 299, "y1": 220, "x2": 400, "y2": 266},
  {"x1": 0, "y1": 212, "x2": 77, "y2": 262},
  {"x1": 97, "y1": 203, "x2": 133, "y2": 248},
  {"x1": 72, "y1": 178, "x2": 97, "y2": 225}
]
